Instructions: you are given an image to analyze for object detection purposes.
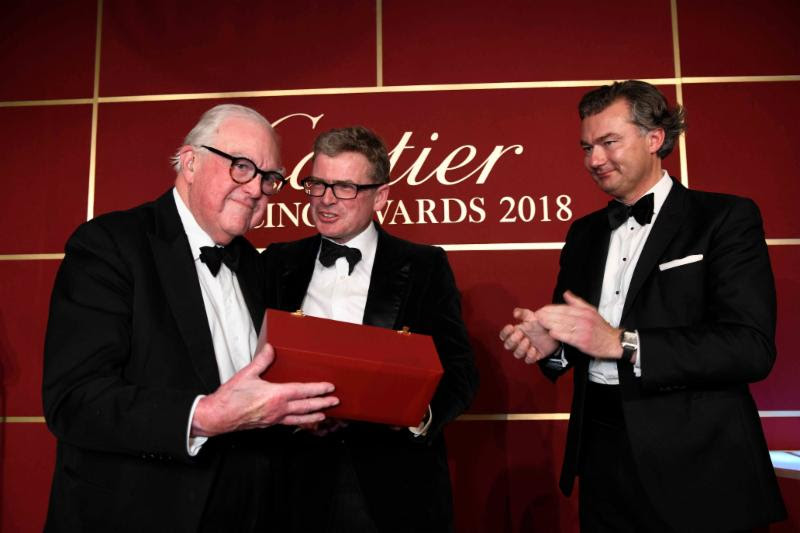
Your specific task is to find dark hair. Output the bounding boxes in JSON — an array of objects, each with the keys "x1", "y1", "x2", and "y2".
[
  {"x1": 578, "y1": 80, "x2": 686, "y2": 159},
  {"x1": 312, "y1": 126, "x2": 390, "y2": 184}
]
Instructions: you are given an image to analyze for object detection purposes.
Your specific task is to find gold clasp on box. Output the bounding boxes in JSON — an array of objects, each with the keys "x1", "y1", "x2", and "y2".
[
  {"x1": 291, "y1": 309, "x2": 305, "y2": 317},
  {"x1": 397, "y1": 326, "x2": 411, "y2": 335}
]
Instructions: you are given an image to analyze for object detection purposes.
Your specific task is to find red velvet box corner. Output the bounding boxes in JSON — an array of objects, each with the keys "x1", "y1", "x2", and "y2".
[{"x1": 258, "y1": 309, "x2": 443, "y2": 427}]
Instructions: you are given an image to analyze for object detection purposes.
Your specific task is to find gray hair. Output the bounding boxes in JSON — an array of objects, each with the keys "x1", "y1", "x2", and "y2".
[{"x1": 171, "y1": 104, "x2": 273, "y2": 171}]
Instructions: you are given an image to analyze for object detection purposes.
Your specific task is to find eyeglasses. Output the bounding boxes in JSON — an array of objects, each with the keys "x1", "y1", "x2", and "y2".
[
  {"x1": 301, "y1": 177, "x2": 383, "y2": 199},
  {"x1": 201, "y1": 145, "x2": 286, "y2": 195}
]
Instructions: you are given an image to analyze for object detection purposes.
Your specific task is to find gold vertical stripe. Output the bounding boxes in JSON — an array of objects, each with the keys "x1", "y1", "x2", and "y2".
[
  {"x1": 670, "y1": 0, "x2": 683, "y2": 80},
  {"x1": 670, "y1": 0, "x2": 689, "y2": 189},
  {"x1": 376, "y1": 0, "x2": 383, "y2": 87},
  {"x1": 86, "y1": 0, "x2": 104, "y2": 221}
]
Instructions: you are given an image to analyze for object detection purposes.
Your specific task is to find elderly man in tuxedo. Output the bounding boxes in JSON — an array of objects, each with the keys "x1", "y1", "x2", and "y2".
[
  {"x1": 263, "y1": 126, "x2": 478, "y2": 532},
  {"x1": 43, "y1": 104, "x2": 339, "y2": 532},
  {"x1": 500, "y1": 80, "x2": 785, "y2": 532}
]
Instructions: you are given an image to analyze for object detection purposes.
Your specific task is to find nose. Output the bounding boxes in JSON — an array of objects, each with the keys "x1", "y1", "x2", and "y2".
[
  {"x1": 588, "y1": 146, "x2": 606, "y2": 169},
  {"x1": 241, "y1": 175, "x2": 264, "y2": 198},
  {"x1": 321, "y1": 185, "x2": 338, "y2": 205}
]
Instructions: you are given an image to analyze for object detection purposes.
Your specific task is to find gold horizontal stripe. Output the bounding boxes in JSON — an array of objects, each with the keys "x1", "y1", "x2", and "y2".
[
  {"x1": 438, "y1": 242, "x2": 565, "y2": 251},
  {"x1": 766, "y1": 239, "x2": 800, "y2": 246},
  {"x1": 458, "y1": 413, "x2": 571, "y2": 421},
  {"x1": 0, "y1": 417, "x2": 46, "y2": 423},
  {"x1": 2, "y1": 412, "x2": 798, "y2": 424},
  {"x1": 457, "y1": 411, "x2": 800, "y2": 421},
  {"x1": 0, "y1": 253, "x2": 64, "y2": 261},
  {"x1": 682, "y1": 75, "x2": 800, "y2": 84},
  {"x1": 3, "y1": 75, "x2": 799, "y2": 107},
  {"x1": 6, "y1": 237, "x2": 798, "y2": 260},
  {"x1": 0, "y1": 98, "x2": 93, "y2": 108},
  {"x1": 93, "y1": 79, "x2": 676, "y2": 103}
]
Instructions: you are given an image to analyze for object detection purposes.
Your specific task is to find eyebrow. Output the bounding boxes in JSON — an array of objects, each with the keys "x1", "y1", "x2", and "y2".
[
  {"x1": 580, "y1": 132, "x2": 620, "y2": 145},
  {"x1": 233, "y1": 152, "x2": 284, "y2": 173}
]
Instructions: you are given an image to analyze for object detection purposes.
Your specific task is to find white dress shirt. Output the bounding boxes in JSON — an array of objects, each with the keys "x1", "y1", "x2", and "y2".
[
  {"x1": 302, "y1": 223, "x2": 379, "y2": 323},
  {"x1": 173, "y1": 189, "x2": 257, "y2": 454},
  {"x1": 589, "y1": 172, "x2": 673, "y2": 384}
]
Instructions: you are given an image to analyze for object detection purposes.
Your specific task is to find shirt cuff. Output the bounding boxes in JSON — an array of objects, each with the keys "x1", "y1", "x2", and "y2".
[
  {"x1": 408, "y1": 405, "x2": 433, "y2": 437},
  {"x1": 187, "y1": 395, "x2": 208, "y2": 456},
  {"x1": 633, "y1": 330, "x2": 642, "y2": 377},
  {"x1": 551, "y1": 343, "x2": 567, "y2": 367}
]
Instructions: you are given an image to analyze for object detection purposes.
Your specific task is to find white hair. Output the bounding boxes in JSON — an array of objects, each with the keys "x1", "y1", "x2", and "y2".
[{"x1": 170, "y1": 104, "x2": 273, "y2": 171}]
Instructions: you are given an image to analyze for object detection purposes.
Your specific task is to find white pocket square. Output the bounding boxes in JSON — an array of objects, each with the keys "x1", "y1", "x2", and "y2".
[{"x1": 659, "y1": 254, "x2": 703, "y2": 271}]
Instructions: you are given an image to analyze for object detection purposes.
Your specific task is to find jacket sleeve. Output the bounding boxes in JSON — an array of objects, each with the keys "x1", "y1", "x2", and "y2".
[
  {"x1": 43, "y1": 220, "x2": 199, "y2": 462},
  {"x1": 424, "y1": 247, "x2": 479, "y2": 440},
  {"x1": 538, "y1": 222, "x2": 581, "y2": 383},
  {"x1": 640, "y1": 198, "x2": 777, "y2": 390}
]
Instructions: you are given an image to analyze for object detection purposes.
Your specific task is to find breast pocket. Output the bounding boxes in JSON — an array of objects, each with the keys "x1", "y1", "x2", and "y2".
[{"x1": 651, "y1": 256, "x2": 706, "y2": 323}]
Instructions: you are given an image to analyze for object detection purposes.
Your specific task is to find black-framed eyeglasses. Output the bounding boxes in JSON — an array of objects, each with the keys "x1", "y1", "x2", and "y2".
[
  {"x1": 301, "y1": 177, "x2": 383, "y2": 199},
  {"x1": 201, "y1": 145, "x2": 286, "y2": 195}
]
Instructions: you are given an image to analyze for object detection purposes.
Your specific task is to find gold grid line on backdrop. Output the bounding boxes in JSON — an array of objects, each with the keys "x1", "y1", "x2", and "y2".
[
  {"x1": 86, "y1": 0, "x2": 104, "y2": 222},
  {"x1": 376, "y1": 0, "x2": 383, "y2": 87},
  {"x1": 3, "y1": 411, "x2": 800, "y2": 424},
  {"x1": 3, "y1": 238, "x2": 800, "y2": 261},
  {"x1": 2, "y1": 76, "x2": 800, "y2": 108},
  {"x1": 670, "y1": 0, "x2": 690, "y2": 188}
]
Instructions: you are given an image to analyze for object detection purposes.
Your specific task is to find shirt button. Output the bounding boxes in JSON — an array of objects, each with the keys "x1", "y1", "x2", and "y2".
[{"x1": 622, "y1": 257, "x2": 627, "y2": 261}]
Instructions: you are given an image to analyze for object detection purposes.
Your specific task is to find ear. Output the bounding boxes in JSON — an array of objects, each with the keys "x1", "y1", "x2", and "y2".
[
  {"x1": 372, "y1": 184, "x2": 390, "y2": 213},
  {"x1": 647, "y1": 128, "x2": 666, "y2": 155},
  {"x1": 178, "y1": 146, "x2": 197, "y2": 180}
]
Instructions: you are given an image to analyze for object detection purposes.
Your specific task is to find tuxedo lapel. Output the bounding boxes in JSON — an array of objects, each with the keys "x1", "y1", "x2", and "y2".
[
  {"x1": 363, "y1": 227, "x2": 411, "y2": 329},
  {"x1": 569, "y1": 215, "x2": 611, "y2": 307},
  {"x1": 230, "y1": 236, "x2": 264, "y2": 331},
  {"x1": 278, "y1": 235, "x2": 320, "y2": 312},
  {"x1": 621, "y1": 180, "x2": 688, "y2": 323},
  {"x1": 148, "y1": 192, "x2": 220, "y2": 392}
]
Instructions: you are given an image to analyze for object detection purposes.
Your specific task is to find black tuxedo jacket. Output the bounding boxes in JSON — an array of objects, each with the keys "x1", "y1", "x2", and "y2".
[
  {"x1": 263, "y1": 224, "x2": 479, "y2": 532},
  {"x1": 42, "y1": 190, "x2": 272, "y2": 532},
  {"x1": 543, "y1": 180, "x2": 786, "y2": 531}
]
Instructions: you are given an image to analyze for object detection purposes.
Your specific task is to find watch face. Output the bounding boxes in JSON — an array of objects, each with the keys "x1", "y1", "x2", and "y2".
[{"x1": 621, "y1": 331, "x2": 638, "y2": 349}]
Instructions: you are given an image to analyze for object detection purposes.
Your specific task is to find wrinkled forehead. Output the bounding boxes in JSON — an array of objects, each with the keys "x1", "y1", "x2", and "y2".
[{"x1": 215, "y1": 116, "x2": 281, "y2": 167}]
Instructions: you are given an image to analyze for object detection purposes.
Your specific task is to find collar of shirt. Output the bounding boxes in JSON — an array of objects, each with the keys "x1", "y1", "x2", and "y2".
[
  {"x1": 317, "y1": 221, "x2": 379, "y2": 277},
  {"x1": 646, "y1": 171, "x2": 673, "y2": 225},
  {"x1": 173, "y1": 188, "x2": 217, "y2": 261}
]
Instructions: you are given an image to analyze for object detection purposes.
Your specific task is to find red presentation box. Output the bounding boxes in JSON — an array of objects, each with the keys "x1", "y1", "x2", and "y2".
[{"x1": 258, "y1": 309, "x2": 443, "y2": 427}]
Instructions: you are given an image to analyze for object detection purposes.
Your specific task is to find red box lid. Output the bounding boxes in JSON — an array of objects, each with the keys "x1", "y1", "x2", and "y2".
[{"x1": 259, "y1": 308, "x2": 443, "y2": 427}]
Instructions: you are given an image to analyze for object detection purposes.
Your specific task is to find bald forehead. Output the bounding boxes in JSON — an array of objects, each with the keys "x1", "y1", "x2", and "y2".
[{"x1": 215, "y1": 116, "x2": 281, "y2": 168}]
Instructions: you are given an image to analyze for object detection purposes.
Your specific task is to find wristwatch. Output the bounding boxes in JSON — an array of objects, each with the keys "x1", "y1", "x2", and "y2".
[{"x1": 619, "y1": 329, "x2": 639, "y2": 363}]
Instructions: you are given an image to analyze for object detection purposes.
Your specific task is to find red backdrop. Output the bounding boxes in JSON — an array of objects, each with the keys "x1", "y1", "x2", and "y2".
[{"x1": 1, "y1": 1, "x2": 798, "y2": 531}]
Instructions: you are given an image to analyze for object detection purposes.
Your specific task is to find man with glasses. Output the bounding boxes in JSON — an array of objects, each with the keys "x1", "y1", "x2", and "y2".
[
  {"x1": 43, "y1": 104, "x2": 339, "y2": 532},
  {"x1": 263, "y1": 126, "x2": 478, "y2": 532}
]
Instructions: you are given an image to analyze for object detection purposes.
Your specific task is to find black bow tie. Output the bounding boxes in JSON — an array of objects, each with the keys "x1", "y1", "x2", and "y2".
[
  {"x1": 199, "y1": 244, "x2": 240, "y2": 276},
  {"x1": 607, "y1": 193, "x2": 655, "y2": 230},
  {"x1": 318, "y1": 239, "x2": 362, "y2": 275}
]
